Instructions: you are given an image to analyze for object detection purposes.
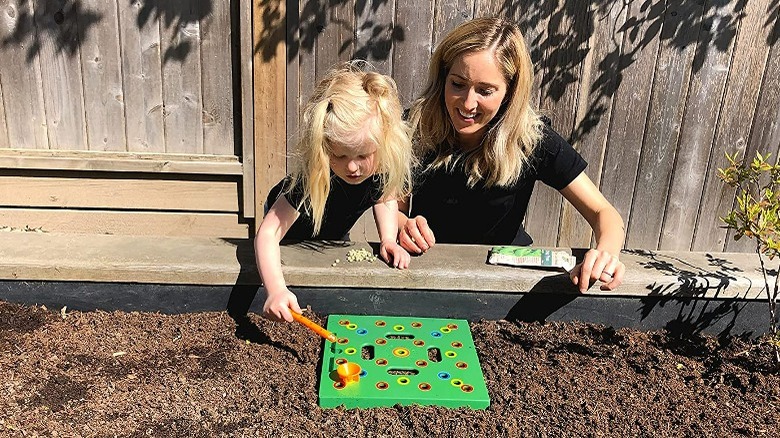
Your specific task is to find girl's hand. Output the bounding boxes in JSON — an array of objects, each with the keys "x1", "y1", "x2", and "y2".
[
  {"x1": 398, "y1": 215, "x2": 436, "y2": 254},
  {"x1": 380, "y1": 241, "x2": 411, "y2": 269},
  {"x1": 569, "y1": 249, "x2": 624, "y2": 292},
  {"x1": 262, "y1": 288, "x2": 302, "y2": 322}
]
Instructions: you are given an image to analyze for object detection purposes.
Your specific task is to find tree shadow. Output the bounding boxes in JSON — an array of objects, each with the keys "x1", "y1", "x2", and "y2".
[
  {"x1": 261, "y1": 0, "x2": 776, "y2": 143},
  {"x1": 769, "y1": 1, "x2": 780, "y2": 45},
  {"x1": 1, "y1": 0, "x2": 102, "y2": 62},
  {"x1": 255, "y1": 0, "x2": 401, "y2": 63},
  {"x1": 1, "y1": 0, "x2": 212, "y2": 65},
  {"x1": 625, "y1": 249, "x2": 754, "y2": 339},
  {"x1": 135, "y1": 0, "x2": 213, "y2": 63}
]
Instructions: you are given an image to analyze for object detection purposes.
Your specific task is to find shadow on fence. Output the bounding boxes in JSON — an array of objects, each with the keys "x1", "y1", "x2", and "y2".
[
  {"x1": 254, "y1": 0, "x2": 776, "y2": 143},
  {"x1": 2, "y1": 0, "x2": 776, "y2": 138},
  {"x1": 1, "y1": 0, "x2": 213, "y2": 64}
]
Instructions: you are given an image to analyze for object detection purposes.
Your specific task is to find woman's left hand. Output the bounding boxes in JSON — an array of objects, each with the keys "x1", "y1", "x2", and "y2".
[{"x1": 569, "y1": 249, "x2": 624, "y2": 292}]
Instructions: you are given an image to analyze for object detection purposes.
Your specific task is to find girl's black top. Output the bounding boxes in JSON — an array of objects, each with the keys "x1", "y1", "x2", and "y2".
[{"x1": 267, "y1": 173, "x2": 383, "y2": 241}]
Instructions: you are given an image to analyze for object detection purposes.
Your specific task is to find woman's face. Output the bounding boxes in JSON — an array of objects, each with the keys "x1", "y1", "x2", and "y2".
[{"x1": 444, "y1": 50, "x2": 508, "y2": 150}]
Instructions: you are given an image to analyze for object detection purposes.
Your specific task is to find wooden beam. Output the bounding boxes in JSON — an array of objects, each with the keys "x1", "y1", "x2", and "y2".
[
  {"x1": 253, "y1": 0, "x2": 288, "y2": 229},
  {"x1": 0, "y1": 175, "x2": 240, "y2": 212},
  {"x1": 0, "y1": 149, "x2": 242, "y2": 175}
]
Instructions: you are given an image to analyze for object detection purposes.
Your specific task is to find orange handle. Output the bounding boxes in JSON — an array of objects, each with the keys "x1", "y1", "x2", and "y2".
[{"x1": 291, "y1": 311, "x2": 337, "y2": 342}]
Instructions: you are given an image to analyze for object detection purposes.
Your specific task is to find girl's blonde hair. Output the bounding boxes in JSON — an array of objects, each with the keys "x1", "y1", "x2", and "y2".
[
  {"x1": 289, "y1": 61, "x2": 413, "y2": 234},
  {"x1": 409, "y1": 17, "x2": 543, "y2": 187}
]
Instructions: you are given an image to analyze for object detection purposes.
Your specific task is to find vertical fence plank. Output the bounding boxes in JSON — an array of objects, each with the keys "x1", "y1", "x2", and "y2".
[
  {"x1": 80, "y1": 0, "x2": 126, "y2": 151},
  {"x1": 296, "y1": 0, "x2": 317, "y2": 119},
  {"x1": 315, "y1": 0, "x2": 353, "y2": 76},
  {"x1": 0, "y1": 74, "x2": 8, "y2": 148},
  {"x1": 558, "y1": 1, "x2": 627, "y2": 248},
  {"x1": 693, "y1": 0, "x2": 774, "y2": 251},
  {"x1": 533, "y1": 1, "x2": 588, "y2": 247},
  {"x1": 433, "y1": 0, "x2": 474, "y2": 47},
  {"x1": 393, "y1": 0, "x2": 433, "y2": 108},
  {"x1": 501, "y1": 0, "x2": 550, "y2": 245},
  {"x1": 1, "y1": 0, "x2": 39, "y2": 149},
  {"x1": 516, "y1": 0, "x2": 549, "y2": 102},
  {"x1": 118, "y1": 0, "x2": 165, "y2": 153},
  {"x1": 474, "y1": 0, "x2": 500, "y2": 18},
  {"x1": 355, "y1": 0, "x2": 395, "y2": 75},
  {"x1": 36, "y1": 0, "x2": 87, "y2": 150},
  {"x1": 725, "y1": 11, "x2": 780, "y2": 252},
  {"x1": 523, "y1": 0, "x2": 560, "y2": 247},
  {"x1": 286, "y1": 0, "x2": 301, "y2": 163},
  {"x1": 744, "y1": 25, "x2": 780, "y2": 165},
  {"x1": 599, "y1": 0, "x2": 662, "y2": 246},
  {"x1": 160, "y1": 2, "x2": 204, "y2": 154},
  {"x1": 201, "y1": 0, "x2": 234, "y2": 156},
  {"x1": 660, "y1": 1, "x2": 739, "y2": 251},
  {"x1": 254, "y1": 0, "x2": 287, "y2": 227},
  {"x1": 241, "y1": 0, "x2": 255, "y2": 217},
  {"x1": 626, "y1": 0, "x2": 703, "y2": 250}
]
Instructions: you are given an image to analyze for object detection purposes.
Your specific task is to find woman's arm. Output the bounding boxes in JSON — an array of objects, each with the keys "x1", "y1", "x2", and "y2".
[
  {"x1": 559, "y1": 172, "x2": 626, "y2": 292},
  {"x1": 373, "y1": 199, "x2": 411, "y2": 269},
  {"x1": 254, "y1": 196, "x2": 303, "y2": 321}
]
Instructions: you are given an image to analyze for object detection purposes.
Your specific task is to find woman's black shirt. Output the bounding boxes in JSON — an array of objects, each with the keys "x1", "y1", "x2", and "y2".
[{"x1": 409, "y1": 123, "x2": 586, "y2": 245}]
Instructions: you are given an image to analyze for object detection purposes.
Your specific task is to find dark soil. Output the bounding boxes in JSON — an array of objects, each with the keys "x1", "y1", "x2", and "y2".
[{"x1": 1, "y1": 300, "x2": 778, "y2": 437}]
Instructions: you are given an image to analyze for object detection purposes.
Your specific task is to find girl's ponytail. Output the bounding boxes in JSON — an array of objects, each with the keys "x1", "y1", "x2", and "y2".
[
  {"x1": 364, "y1": 72, "x2": 414, "y2": 200},
  {"x1": 303, "y1": 98, "x2": 332, "y2": 234}
]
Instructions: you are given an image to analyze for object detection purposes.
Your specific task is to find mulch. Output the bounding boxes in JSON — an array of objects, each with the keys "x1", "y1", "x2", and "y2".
[{"x1": 1, "y1": 300, "x2": 778, "y2": 437}]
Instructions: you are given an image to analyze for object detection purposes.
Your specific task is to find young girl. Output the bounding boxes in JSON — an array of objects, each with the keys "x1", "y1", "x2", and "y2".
[{"x1": 255, "y1": 62, "x2": 414, "y2": 322}]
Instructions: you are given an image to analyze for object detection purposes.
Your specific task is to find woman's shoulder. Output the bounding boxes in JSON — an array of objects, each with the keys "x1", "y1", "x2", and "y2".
[{"x1": 535, "y1": 116, "x2": 573, "y2": 155}]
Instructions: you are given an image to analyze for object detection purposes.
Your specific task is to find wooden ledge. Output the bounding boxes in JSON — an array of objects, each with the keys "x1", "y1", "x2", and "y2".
[
  {"x1": 0, "y1": 232, "x2": 772, "y2": 301},
  {"x1": 0, "y1": 149, "x2": 243, "y2": 175}
]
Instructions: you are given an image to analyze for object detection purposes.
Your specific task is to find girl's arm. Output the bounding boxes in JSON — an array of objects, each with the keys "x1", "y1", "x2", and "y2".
[
  {"x1": 255, "y1": 196, "x2": 304, "y2": 321},
  {"x1": 559, "y1": 172, "x2": 626, "y2": 292},
  {"x1": 374, "y1": 199, "x2": 411, "y2": 269}
]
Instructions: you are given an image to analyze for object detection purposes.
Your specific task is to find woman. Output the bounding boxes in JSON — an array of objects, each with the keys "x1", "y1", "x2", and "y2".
[{"x1": 399, "y1": 17, "x2": 625, "y2": 292}]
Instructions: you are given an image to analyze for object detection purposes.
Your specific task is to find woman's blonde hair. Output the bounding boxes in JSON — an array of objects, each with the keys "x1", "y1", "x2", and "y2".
[
  {"x1": 409, "y1": 16, "x2": 543, "y2": 187},
  {"x1": 289, "y1": 61, "x2": 413, "y2": 234}
]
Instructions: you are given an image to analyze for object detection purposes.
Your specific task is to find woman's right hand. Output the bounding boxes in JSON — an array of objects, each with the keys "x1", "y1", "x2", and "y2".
[
  {"x1": 263, "y1": 288, "x2": 302, "y2": 322},
  {"x1": 398, "y1": 215, "x2": 436, "y2": 254}
]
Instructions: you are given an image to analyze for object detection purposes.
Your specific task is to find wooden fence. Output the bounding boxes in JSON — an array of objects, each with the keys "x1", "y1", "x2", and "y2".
[
  {"x1": 282, "y1": 0, "x2": 780, "y2": 252},
  {"x1": 0, "y1": 0, "x2": 253, "y2": 238},
  {"x1": 1, "y1": 0, "x2": 778, "y2": 252}
]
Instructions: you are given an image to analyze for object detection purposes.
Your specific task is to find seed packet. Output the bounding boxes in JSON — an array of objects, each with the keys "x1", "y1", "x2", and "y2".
[{"x1": 487, "y1": 246, "x2": 577, "y2": 272}]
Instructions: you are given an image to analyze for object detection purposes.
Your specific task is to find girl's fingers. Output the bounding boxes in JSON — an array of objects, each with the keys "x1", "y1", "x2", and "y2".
[
  {"x1": 289, "y1": 295, "x2": 302, "y2": 315},
  {"x1": 279, "y1": 307, "x2": 294, "y2": 322}
]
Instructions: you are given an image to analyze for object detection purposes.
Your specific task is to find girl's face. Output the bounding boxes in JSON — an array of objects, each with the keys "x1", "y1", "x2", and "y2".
[
  {"x1": 328, "y1": 139, "x2": 377, "y2": 185},
  {"x1": 444, "y1": 50, "x2": 508, "y2": 150}
]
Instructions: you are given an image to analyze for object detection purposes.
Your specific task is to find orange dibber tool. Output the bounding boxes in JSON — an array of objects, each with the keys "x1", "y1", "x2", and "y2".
[{"x1": 291, "y1": 311, "x2": 338, "y2": 342}]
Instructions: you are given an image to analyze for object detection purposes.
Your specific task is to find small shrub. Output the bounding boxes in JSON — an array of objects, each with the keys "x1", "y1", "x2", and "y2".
[{"x1": 718, "y1": 151, "x2": 779, "y2": 362}]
